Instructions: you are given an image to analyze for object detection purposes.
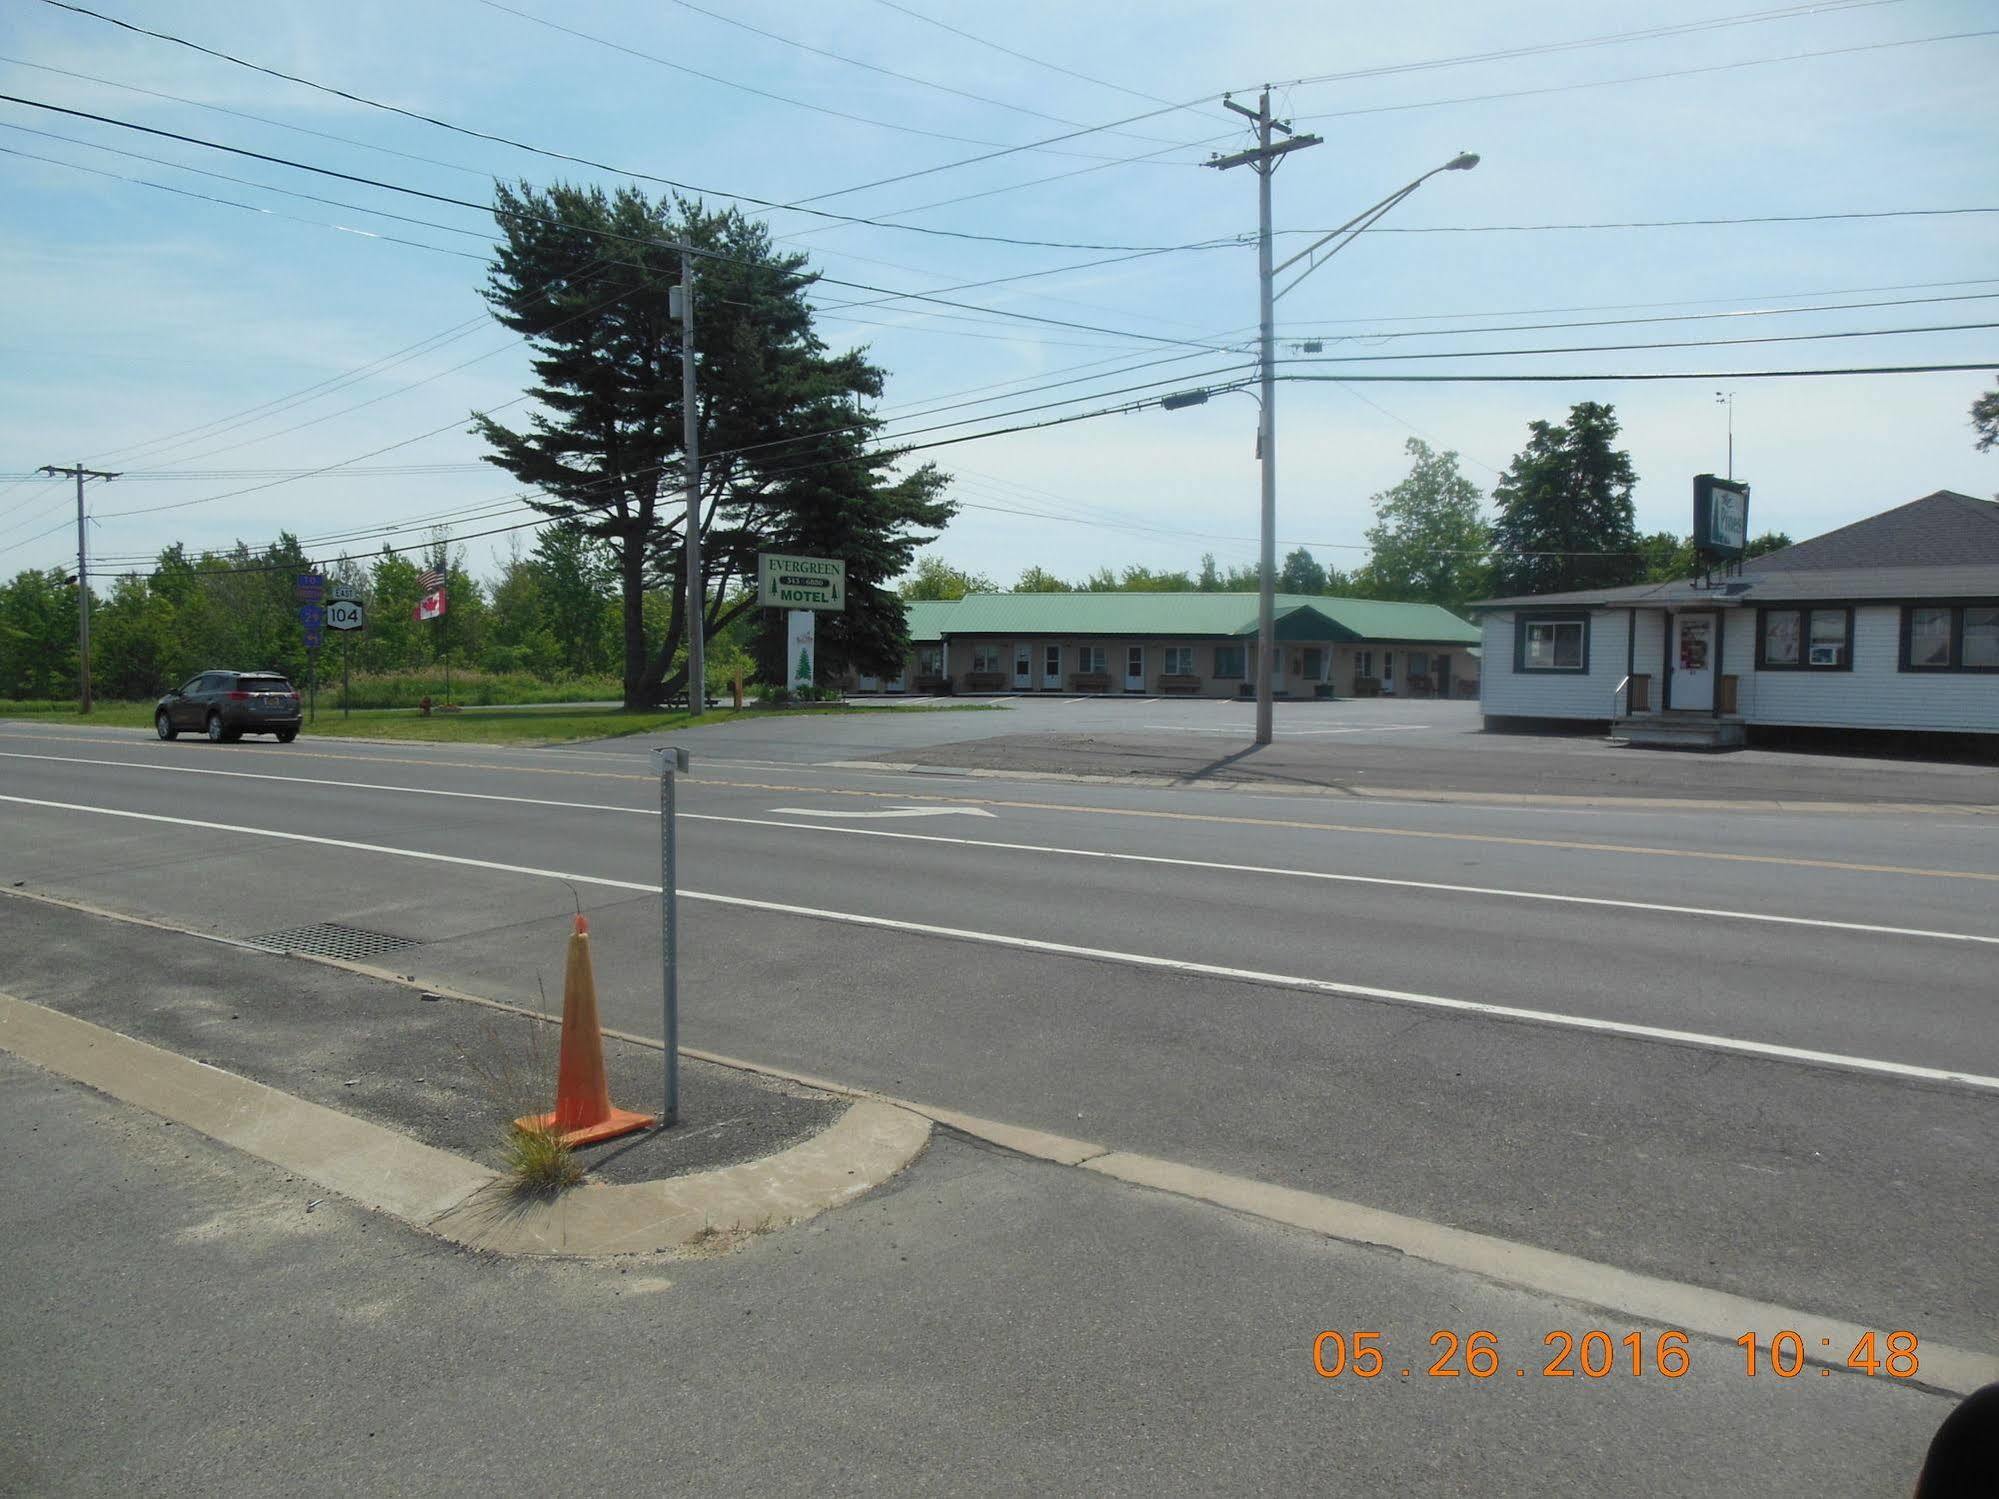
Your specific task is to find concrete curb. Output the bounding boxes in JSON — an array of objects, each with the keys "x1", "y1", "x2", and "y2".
[
  {"x1": 819, "y1": 759, "x2": 1999, "y2": 816},
  {"x1": 0, "y1": 988, "x2": 930, "y2": 1259},
  {"x1": 430, "y1": 1101, "x2": 929, "y2": 1256}
]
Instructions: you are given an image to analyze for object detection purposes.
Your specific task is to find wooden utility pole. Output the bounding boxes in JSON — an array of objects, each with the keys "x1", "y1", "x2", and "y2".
[{"x1": 39, "y1": 462, "x2": 120, "y2": 713}]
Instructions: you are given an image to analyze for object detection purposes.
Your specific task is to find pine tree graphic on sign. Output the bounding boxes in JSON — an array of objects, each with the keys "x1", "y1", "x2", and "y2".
[{"x1": 794, "y1": 648, "x2": 812, "y2": 687}]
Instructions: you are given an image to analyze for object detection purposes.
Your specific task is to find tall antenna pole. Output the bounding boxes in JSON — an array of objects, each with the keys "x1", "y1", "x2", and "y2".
[{"x1": 39, "y1": 462, "x2": 120, "y2": 714}]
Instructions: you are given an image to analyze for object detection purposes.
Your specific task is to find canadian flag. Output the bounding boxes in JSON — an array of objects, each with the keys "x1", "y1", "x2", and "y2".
[{"x1": 412, "y1": 588, "x2": 447, "y2": 622}]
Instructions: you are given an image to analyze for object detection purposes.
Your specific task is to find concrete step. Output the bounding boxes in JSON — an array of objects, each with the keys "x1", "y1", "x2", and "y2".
[{"x1": 1611, "y1": 715, "x2": 1746, "y2": 752}]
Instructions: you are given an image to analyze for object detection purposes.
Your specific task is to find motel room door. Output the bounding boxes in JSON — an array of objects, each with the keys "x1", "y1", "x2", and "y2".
[
  {"x1": 1124, "y1": 645, "x2": 1145, "y2": 693},
  {"x1": 1671, "y1": 612, "x2": 1717, "y2": 711},
  {"x1": 1041, "y1": 644, "x2": 1062, "y2": 691},
  {"x1": 1012, "y1": 644, "x2": 1032, "y2": 691}
]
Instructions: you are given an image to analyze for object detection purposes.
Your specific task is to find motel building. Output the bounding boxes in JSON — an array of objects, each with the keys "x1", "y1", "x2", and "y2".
[
  {"x1": 851, "y1": 592, "x2": 1481, "y2": 700},
  {"x1": 1472, "y1": 489, "x2": 1999, "y2": 749}
]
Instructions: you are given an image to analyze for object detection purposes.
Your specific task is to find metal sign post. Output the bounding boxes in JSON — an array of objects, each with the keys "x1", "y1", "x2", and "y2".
[
  {"x1": 324, "y1": 588, "x2": 364, "y2": 717},
  {"x1": 650, "y1": 744, "x2": 691, "y2": 1126}
]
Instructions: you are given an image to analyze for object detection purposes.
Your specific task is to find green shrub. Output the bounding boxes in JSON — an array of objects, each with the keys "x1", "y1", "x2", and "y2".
[{"x1": 328, "y1": 670, "x2": 622, "y2": 710}]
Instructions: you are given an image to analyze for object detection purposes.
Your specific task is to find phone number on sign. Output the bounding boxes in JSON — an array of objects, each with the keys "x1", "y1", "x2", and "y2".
[{"x1": 1311, "y1": 1329, "x2": 1921, "y2": 1380}]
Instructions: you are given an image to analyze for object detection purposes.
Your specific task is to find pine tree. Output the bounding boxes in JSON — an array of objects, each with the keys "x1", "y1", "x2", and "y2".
[
  {"x1": 1488, "y1": 403, "x2": 1641, "y2": 597},
  {"x1": 475, "y1": 183, "x2": 951, "y2": 706}
]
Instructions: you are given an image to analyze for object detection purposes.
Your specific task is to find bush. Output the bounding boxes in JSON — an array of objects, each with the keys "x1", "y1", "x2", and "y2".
[{"x1": 328, "y1": 669, "x2": 622, "y2": 710}]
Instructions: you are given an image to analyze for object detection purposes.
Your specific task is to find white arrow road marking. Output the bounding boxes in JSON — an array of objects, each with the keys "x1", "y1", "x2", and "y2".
[{"x1": 768, "y1": 804, "x2": 997, "y2": 820}]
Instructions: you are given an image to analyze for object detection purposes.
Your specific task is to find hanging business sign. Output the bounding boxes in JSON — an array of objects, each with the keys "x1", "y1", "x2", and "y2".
[
  {"x1": 758, "y1": 553, "x2": 845, "y2": 611},
  {"x1": 1693, "y1": 475, "x2": 1750, "y2": 561}
]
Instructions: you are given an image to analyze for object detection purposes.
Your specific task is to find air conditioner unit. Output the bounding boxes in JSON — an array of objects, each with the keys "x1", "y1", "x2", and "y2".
[{"x1": 1808, "y1": 643, "x2": 1843, "y2": 666}]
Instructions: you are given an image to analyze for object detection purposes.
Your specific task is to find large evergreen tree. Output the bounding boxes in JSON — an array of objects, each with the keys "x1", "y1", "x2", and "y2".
[
  {"x1": 1487, "y1": 403, "x2": 1641, "y2": 597},
  {"x1": 474, "y1": 182, "x2": 951, "y2": 706}
]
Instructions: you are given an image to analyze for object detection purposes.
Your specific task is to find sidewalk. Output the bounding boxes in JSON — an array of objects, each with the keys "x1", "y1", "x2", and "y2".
[{"x1": 2, "y1": 1051, "x2": 1960, "y2": 1497}]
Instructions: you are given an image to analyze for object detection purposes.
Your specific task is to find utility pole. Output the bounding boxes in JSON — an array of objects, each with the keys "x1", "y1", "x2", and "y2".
[
  {"x1": 672, "y1": 254, "x2": 703, "y2": 712},
  {"x1": 1207, "y1": 92, "x2": 1321, "y2": 746},
  {"x1": 39, "y1": 462, "x2": 119, "y2": 714},
  {"x1": 1206, "y1": 114, "x2": 1477, "y2": 744}
]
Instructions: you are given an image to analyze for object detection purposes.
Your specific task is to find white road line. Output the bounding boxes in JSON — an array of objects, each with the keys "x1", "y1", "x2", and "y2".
[
  {"x1": 4, "y1": 752, "x2": 1994, "y2": 946},
  {"x1": 3, "y1": 791, "x2": 1995, "y2": 1094},
  {"x1": 1141, "y1": 724, "x2": 1432, "y2": 736}
]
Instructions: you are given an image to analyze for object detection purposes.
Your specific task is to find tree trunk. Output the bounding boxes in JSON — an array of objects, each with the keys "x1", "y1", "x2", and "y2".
[{"x1": 620, "y1": 538, "x2": 648, "y2": 710}]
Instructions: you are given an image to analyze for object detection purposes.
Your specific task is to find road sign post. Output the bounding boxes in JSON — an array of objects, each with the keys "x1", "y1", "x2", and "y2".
[
  {"x1": 324, "y1": 589, "x2": 364, "y2": 718},
  {"x1": 651, "y1": 744, "x2": 690, "y2": 1126}
]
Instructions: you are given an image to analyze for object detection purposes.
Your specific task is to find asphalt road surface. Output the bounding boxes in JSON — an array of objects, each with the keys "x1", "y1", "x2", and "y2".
[{"x1": 2, "y1": 708, "x2": 1994, "y2": 1489}]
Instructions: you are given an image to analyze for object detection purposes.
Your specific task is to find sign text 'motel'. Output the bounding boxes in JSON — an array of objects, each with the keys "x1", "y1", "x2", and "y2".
[{"x1": 757, "y1": 552, "x2": 845, "y2": 611}]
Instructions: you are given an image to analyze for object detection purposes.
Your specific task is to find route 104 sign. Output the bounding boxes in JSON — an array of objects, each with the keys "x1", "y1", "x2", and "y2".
[{"x1": 325, "y1": 597, "x2": 366, "y2": 632}]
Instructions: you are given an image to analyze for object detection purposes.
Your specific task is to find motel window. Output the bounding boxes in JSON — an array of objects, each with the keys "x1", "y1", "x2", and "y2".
[
  {"x1": 1902, "y1": 603, "x2": 1999, "y2": 672},
  {"x1": 1516, "y1": 615, "x2": 1589, "y2": 673},
  {"x1": 916, "y1": 645, "x2": 943, "y2": 676},
  {"x1": 1757, "y1": 607, "x2": 1851, "y2": 671},
  {"x1": 1352, "y1": 650, "x2": 1373, "y2": 679},
  {"x1": 1077, "y1": 646, "x2": 1107, "y2": 673},
  {"x1": 1214, "y1": 645, "x2": 1247, "y2": 678},
  {"x1": 970, "y1": 643, "x2": 1004, "y2": 673},
  {"x1": 1164, "y1": 646, "x2": 1195, "y2": 676}
]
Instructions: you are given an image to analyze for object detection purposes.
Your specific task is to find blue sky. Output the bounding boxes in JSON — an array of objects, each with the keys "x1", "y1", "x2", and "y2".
[{"x1": 1, "y1": 0, "x2": 1995, "y2": 590}]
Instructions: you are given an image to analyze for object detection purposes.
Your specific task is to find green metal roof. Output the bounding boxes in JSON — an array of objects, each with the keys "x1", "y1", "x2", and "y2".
[{"x1": 900, "y1": 593, "x2": 1476, "y2": 644}]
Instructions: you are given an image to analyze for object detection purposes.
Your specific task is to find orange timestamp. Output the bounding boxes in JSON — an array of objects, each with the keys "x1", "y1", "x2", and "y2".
[{"x1": 1311, "y1": 1328, "x2": 1921, "y2": 1380}]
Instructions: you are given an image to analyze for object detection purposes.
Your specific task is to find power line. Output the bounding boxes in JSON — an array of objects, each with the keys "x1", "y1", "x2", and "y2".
[
  {"x1": 1290, "y1": 27, "x2": 1999, "y2": 128},
  {"x1": 1274, "y1": 321, "x2": 1999, "y2": 365},
  {"x1": 471, "y1": 0, "x2": 1177, "y2": 161},
  {"x1": 1287, "y1": 292, "x2": 1999, "y2": 345},
  {"x1": 660, "y1": 0, "x2": 1190, "y2": 147},
  {"x1": 1269, "y1": 0, "x2": 1915, "y2": 91},
  {"x1": 28, "y1": 0, "x2": 1210, "y2": 251},
  {"x1": 865, "y1": 0, "x2": 1184, "y2": 110},
  {"x1": 1278, "y1": 361, "x2": 1997, "y2": 383},
  {"x1": 1273, "y1": 277, "x2": 1999, "y2": 329},
  {"x1": 0, "y1": 94, "x2": 1242, "y2": 354},
  {"x1": 1333, "y1": 207, "x2": 1999, "y2": 236}
]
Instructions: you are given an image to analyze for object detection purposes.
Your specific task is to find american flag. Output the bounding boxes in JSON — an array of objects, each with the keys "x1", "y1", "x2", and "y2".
[{"x1": 417, "y1": 568, "x2": 446, "y2": 592}]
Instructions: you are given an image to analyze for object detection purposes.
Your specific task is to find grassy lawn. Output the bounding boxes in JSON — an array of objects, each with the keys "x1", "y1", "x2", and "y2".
[{"x1": 0, "y1": 699, "x2": 1001, "y2": 746}]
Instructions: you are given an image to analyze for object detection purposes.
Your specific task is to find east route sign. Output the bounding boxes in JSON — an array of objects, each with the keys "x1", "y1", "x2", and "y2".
[{"x1": 758, "y1": 553, "x2": 845, "y2": 611}]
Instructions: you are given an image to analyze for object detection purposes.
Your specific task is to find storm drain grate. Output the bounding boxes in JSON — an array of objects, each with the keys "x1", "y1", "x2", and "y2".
[{"x1": 246, "y1": 923, "x2": 418, "y2": 961}]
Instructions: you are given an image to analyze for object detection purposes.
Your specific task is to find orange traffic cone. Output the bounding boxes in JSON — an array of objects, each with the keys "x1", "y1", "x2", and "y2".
[{"x1": 517, "y1": 914, "x2": 654, "y2": 1146}]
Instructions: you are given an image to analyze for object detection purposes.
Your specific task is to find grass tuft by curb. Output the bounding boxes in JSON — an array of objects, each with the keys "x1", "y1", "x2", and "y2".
[{"x1": 502, "y1": 1122, "x2": 586, "y2": 1197}]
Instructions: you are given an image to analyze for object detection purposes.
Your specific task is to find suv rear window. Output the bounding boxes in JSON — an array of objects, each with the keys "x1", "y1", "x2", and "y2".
[{"x1": 237, "y1": 676, "x2": 293, "y2": 692}]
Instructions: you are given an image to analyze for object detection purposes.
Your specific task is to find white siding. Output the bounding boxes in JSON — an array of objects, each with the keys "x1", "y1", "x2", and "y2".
[
  {"x1": 1746, "y1": 605, "x2": 1999, "y2": 732},
  {"x1": 1479, "y1": 610, "x2": 1631, "y2": 720}
]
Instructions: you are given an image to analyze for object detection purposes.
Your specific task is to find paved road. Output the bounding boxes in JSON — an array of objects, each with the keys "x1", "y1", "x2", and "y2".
[
  {"x1": 0, "y1": 712, "x2": 1993, "y2": 1484},
  {"x1": 1, "y1": 1053, "x2": 1960, "y2": 1497}
]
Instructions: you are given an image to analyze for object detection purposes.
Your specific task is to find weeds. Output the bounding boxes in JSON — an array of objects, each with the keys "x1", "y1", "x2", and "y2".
[
  {"x1": 457, "y1": 998, "x2": 585, "y2": 1198},
  {"x1": 503, "y1": 1122, "x2": 585, "y2": 1197}
]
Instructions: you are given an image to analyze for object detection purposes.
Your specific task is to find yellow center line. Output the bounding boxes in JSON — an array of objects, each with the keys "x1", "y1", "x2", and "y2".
[{"x1": 6, "y1": 729, "x2": 1996, "y2": 882}]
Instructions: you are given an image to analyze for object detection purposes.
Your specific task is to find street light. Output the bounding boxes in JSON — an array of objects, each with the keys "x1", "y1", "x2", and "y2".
[
  {"x1": 1715, "y1": 390, "x2": 1735, "y2": 480},
  {"x1": 1207, "y1": 93, "x2": 1478, "y2": 744}
]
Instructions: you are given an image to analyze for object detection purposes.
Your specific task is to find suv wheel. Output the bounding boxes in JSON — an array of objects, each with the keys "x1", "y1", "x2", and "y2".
[
  {"x1": 206, "y1": 712, "x2": 227, "y2": 743},
  {"x1": 155, "y1": 711, "x2": 177, "y2": 741},
  {"x1": 275, "y1": 728, "x2": 298, "y2": 744}
]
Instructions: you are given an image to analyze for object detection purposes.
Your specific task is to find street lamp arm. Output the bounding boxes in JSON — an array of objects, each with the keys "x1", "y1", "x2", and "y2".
[{"x1": 1270, "y1": 152, "x2": 1480, "y2": 297}]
